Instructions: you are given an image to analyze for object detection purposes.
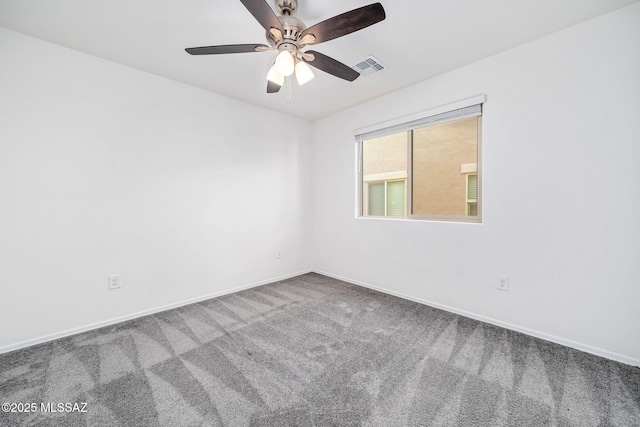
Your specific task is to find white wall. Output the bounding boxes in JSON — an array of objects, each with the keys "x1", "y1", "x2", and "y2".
[
  {"x1": 0, "y1": 28, "x2": 312, "y2": 351},
  {"x1": 2, "y1": 4, "x2": 639, "y2": 365},
  {"x1": 311, "y1": 4, "x2": 640, "y2": 365}
]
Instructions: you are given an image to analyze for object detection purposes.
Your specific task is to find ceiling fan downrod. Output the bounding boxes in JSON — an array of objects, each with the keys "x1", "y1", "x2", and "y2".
[{"x1": 275, "y1": 0, "x2": 297, "y2": 16}]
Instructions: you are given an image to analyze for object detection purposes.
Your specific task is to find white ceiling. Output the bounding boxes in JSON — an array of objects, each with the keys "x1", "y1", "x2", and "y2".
[{"x1": 0, "y1": 0, "x2": 637, "y2": 120}]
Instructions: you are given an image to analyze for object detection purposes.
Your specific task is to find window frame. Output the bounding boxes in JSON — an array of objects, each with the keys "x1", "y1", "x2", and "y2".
[{"x1": 356, "y1": 96, "x2": 484, "y2": 223}]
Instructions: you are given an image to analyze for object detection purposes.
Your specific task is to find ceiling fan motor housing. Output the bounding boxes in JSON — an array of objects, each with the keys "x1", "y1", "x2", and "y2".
[{"x1": 267, "y1": 14, "x2": 307, "y2": 51}]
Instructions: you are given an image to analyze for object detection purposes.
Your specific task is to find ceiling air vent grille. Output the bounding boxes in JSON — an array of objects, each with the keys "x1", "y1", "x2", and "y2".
[{"x1": 352, "y1": 55, "x2": 385, "y2": 77}]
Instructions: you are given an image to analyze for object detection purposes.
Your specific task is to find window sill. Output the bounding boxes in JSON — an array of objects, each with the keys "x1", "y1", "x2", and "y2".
[{"x1": 356, "y1": 215, "x2": 482, "y2": 224}]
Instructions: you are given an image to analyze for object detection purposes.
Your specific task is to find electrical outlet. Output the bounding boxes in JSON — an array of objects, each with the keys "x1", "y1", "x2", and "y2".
[
  {"x1": 498, "y1": 276, "x2": 509, "y2": 291},
  {"x1": 276, "y1": 250, "x2": 283, "y2": 259},
  {"x1": 108, "y1": 274, "x2": 121, "y2": 290}
]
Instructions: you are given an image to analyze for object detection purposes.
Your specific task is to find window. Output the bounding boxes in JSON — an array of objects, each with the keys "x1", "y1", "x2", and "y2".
[
  {"x1": 357, "y1": 97, "x2": 483, "y2": 222},
  {"x1": 365, "y1": 180, "x2": 406, "y2": 217},
  {"x1": 466, "y1": 173, "x2": 478, "y2": 216}
]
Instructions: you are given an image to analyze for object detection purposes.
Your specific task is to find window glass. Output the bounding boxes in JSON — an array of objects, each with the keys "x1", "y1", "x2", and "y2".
[
  {"x1": 362, "y1": 132, "x2": 407, "y2": 217},
  {"x1": 467, "y1": 174, "x2": 478, "y2": 216},
  {"x1": 359, "y1": 104, "x2": 481, "y2": 222},
  {"x1": 368, "y1": 183, "x2": 385, "y2": 216},
  {"x1": 412, "y1": 117, "x2": 478, "y2": 216},
  {"x1": 386, "y1": 181, "x2": 406, "y2": 217}
]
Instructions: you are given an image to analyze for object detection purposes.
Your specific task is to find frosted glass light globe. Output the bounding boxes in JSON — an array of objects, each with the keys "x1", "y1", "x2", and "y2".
[
  {"x1": 295, "y1": 61, "x2": 314, "y2": 85},
  {"x1": 266, "y1": 64, "x2": 284, "y2": 85},
  {"x1": 275, "y1": 50, "x2": 295, "y2": 77}
]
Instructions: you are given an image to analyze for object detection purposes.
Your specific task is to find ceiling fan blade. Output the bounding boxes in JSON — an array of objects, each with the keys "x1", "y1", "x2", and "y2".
[
  {"x1": 303, "y1": 50, "x2": 360, "y2": 82},
  {"x1": 299, "y1": 3, "x2": 385, "y2": 45},
  {"x1": 185, "y1": 44, "x2": 270, "y2": 55},
  {"x1": 267, "y1": 80, "x2": 282, "y2": 93},
  {"x1": 239, "y1": 0, "x2": 284, "y2": 33}
]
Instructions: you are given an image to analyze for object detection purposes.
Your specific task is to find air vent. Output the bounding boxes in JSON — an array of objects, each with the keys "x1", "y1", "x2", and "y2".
[{"x1": 352, "y1": 55, "x2": 385, "y2": 77}]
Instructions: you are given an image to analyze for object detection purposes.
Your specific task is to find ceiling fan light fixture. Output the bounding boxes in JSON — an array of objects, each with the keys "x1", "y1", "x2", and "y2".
[
  {"x1": 266, "y1": 64, "x2": 285, "y2": 86},
  {"x1": 295, "y1": 60, "x2": 314, "y2": 85},
  {"x1": 275, "y1": 50, "x2": 295, "y2": 76},
  {"x1": 184, "y1": 1, "x2": 387, "y2": 93}
]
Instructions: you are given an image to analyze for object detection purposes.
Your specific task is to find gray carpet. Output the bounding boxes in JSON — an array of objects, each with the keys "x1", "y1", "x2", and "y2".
[{"x1": 1, "y1": 273, "x2": 639, "y2": 426}]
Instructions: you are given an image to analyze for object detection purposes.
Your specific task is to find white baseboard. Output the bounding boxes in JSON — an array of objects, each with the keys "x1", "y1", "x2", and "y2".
[
  {"x1": 3, "y1": 268, "x2": 638, "y2": 367},
  {"x1": 0, "y1": 269, "x2": 312, "y2": 355},
  {"x1": 313, "y1": 269, "x2": 640, "y2": 368}
]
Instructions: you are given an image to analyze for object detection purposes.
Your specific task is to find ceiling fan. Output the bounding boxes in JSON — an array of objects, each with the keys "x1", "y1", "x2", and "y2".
[{"x1": 185, "y1": 0, "x2": 386, "y2": 93}]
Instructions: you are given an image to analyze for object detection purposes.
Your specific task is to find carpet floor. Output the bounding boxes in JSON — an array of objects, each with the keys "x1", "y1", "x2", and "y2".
[{"x1": 1, "y1": 273, "x2": 639, "y2": 426}]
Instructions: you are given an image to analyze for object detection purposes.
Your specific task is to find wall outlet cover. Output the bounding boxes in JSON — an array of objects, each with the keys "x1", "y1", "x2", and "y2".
[
  {"x1": 498, "y1": 276, "x2": 509, "y2": 291},
  {"x1": 108, "y1": 274, "x2": 121, "y2": 290}
]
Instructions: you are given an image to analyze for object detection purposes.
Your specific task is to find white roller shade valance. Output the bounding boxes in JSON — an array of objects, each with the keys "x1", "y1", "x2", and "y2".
[{"x1": 355, "y1": 95, "x2": 486, "y2": 142}]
